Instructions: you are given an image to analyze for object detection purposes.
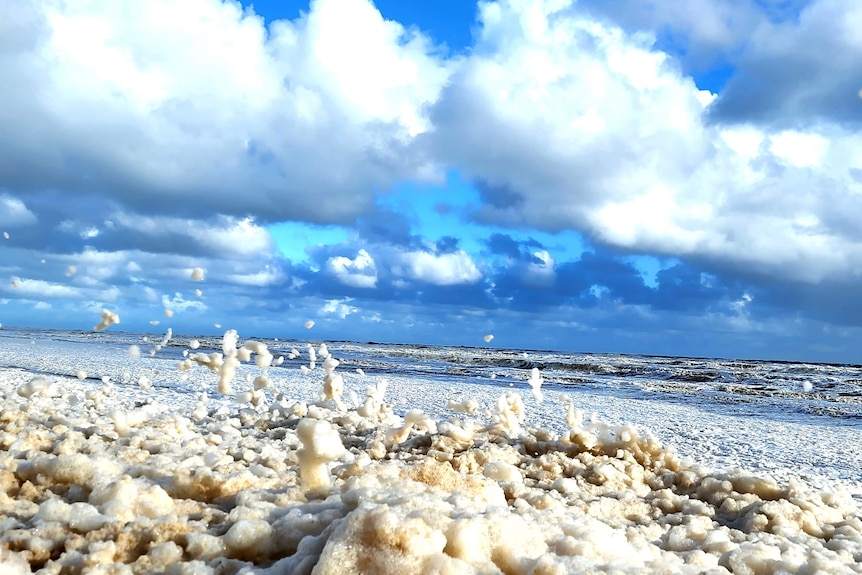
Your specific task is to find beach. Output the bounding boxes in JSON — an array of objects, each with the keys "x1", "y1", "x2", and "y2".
[{"x1": 0, "y1": 328, "x2": 860, "y2": 574}]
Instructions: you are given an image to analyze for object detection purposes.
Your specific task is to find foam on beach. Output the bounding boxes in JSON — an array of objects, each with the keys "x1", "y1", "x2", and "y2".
[{"x1": 1, "y1": 337, "x2": 861, "y2": 574}]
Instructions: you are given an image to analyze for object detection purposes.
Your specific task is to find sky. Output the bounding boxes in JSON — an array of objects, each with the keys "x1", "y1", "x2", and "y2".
[{"x1": 1, "y1": 0, "x2": 862, "y2": 362}]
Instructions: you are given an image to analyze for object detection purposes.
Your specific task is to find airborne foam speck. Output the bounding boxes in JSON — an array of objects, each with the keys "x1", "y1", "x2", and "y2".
[
  {"x1": 484, "y1": 334, "x2": 494, "y2": 343},
  {"x1": 2, "y1": 231, "x2": 8, "y2": 239},
  {"x1": 304, "y1": 320, "x2": 315, "y2": 329},
  {"x1": 164, "y1": 309, "x2": 174, "y2": 318},
  {"x1": 65, "y1": 265, "x2": 77, "y2": 277},
  {"x1": 190, "y1": 267, "x2": 205, "y2": 281},
  {"x1": 195, "y1": 289, "x2": 202, "y2": 298}
]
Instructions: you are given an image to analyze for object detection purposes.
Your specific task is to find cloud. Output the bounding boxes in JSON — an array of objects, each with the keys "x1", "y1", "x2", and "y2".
[
  {"x1": 578, "y1": 0, "x2": 768, "y2": 68},
  {"x1": 320, "y1": 298, "x2": 359, "y2": 319},
  {"x1": 423, "y1": 0, "x2": 862, "y2": 284},
  {"x1": 3, "y1": 278, "x2": 83, "y2": 300},
  {"x1": 0, "y1": 0, "x2": 448, "y2": 225},
  {"x1": 111, "y1": 214, "x2": 274, "y2": 260},
  {"x1": 0, "y1": 195, "x2": 37, "y2": 227},
  {"x1": 5, "y1": 0, "x2": 861, "y2": 289},
  {"x1": 2, "y1": 276, "x2": 120, "y2": 304},
  {"x1": 0, "y1": 0, "x2": 861, "y2": 361},
  {"x1": 326, "y1": 249, "x2": 378, "y2": 288},
  {"x1": 161, "y1": 292, "x2": 206, "y2": 313},
  {"x1": 708, "y1": 0, "x2": 862, "y2": 127},
  {"x1": 524, "y1": 250, "x2": 556, "y2": 287},
  {"x1": 395, "y1": 249, "x2": 482, "y2": 286},
  {"x1": 223, "y1": 266, "x2": 285, "y2": 288}
]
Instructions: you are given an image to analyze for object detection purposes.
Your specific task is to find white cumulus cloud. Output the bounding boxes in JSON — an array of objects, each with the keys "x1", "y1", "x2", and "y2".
[
  {"x1": 326, "y1": 249, "x2": 377, "y2": 288},
  {"x1": 426, "y1": 0, "x2": 862, "y2": 283},
  {"x1": 0, "y1": 195, "x2": 37, "y2": 227},
  {"x1": 320, "y1": 298, "x2": 359, "y2": 319},
  {"x1": 0, "y1": 0, "x2": 449, "y2": 224},
  {"x1": 395, "y1": 250, "x2": 482, "y2": 286}
]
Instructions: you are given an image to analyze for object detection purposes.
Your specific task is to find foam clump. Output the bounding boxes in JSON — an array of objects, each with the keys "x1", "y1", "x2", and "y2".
[
  {"x1": 386, "y1": 409, "x2": 438, "y2": 444},
  {"x1": 296, "y1": 417, "x2": 346, "y2": 493},
  {"x1": 178, "y1": 331, "x2": 283, "y2": 404},
  {"x1": 190, "y1": 267, "x2": 205, "y2": 281},
  {"x1": 321, "y1": 355, "x2": 346, "y2": 411},
  {"x1": 528, "y1": 367, "x2": 544, "y2": 403},
  {"x1": 93, "y1": 309, "x2": 120, "y2": 331},
  {"x1": 493, "y1": 391, "x2": 526, "y2": 436},
  {"x1": 16, "y1": 376, "x2": 57, "y2": 398},
  {"x1": 448, "y1": 398, "x2": 479, "y2": 414}
]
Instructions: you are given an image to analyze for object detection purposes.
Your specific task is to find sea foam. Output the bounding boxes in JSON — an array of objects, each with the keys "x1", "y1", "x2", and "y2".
[{"x1": 0, "y1": 332, "x2": 860, "y2": 574}]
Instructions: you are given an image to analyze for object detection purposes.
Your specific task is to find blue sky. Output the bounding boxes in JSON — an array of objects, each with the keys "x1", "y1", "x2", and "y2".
[{"x1": 1, "y1": 0, "x2": 862, "y2": 362}]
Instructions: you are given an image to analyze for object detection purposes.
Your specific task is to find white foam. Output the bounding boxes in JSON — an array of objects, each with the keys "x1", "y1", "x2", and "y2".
[
  {"x1": 527, "y1": 367, "x2": 544, "y2": 403},
  {"x1": 92, "y1": 309, "x2": 120, "y2": 332},
  {"x1": 0, "y1": 335, "x2": 859, "y2": 574}
]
